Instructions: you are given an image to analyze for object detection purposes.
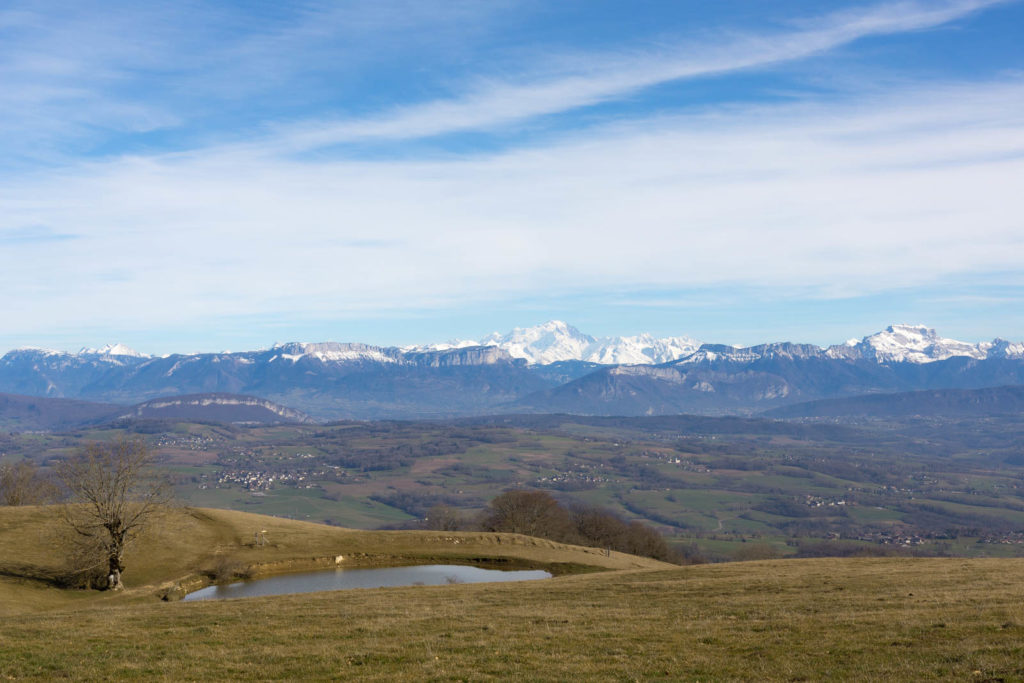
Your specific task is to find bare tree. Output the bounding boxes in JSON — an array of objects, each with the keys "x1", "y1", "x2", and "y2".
[
  {"x1": 0, "y1": 460, "x2": 58, "y2": 506},
  {"x1": 423, "y1": 504, "x2": 466, "y2": 531},
  {"x1": 482, "y1": 490, "x2": 576, "y2": 542},
  {"x1": 57, "y1": 439, "x2": 171, "y2": 590}
]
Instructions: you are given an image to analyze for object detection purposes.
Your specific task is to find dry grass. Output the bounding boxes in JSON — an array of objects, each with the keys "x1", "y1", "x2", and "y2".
[
  {"x1": 0, "y1": 505, "x2": 666, "y2": 608},
  {"x1": 3, "y1": 507, "x2": 1024, "y2": 680},
  {"x1": 2, "y1": 558, "x2": 1024, "y2": 680}
]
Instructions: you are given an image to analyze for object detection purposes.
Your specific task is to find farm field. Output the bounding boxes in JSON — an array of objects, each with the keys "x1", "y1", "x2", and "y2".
[{"x1": 5, "y1": 413, "x2": 1024, "y2": 560}]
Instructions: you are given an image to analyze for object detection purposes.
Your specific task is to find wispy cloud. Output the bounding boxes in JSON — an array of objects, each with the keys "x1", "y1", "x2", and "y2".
[
  {"x1": 0, "y1": 1, "x2": 516, "y2": 163},
  {"x1": 273, "y1": 0, "x2": 1008, "y2": 149},
  {"x1": 1, "y1": 0, "x2": 1021, "y2": 349},
  {"x1": 2, "y1": 76, "x2": 1022, "y2": 339},
  {"x1": 0, "y1": 225, "x2": 78, "y2": 245}
]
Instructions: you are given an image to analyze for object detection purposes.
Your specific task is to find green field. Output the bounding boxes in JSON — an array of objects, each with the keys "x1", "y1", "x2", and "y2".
[{"x1": 6, "y1": 413, "x2": 1024, "y2": 561}]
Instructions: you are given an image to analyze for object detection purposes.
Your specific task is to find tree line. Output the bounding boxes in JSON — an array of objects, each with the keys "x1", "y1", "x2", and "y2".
[{"x1": 425, "y1": 489, "x2": 689, "y2": 564}]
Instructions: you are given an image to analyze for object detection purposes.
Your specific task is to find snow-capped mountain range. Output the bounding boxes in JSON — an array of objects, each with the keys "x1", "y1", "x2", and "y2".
[
  {"x1": 18, "y1": 321, "x2": 1024, "y2": 366},
  {"x1": 3, "y1": 322, "x2": 1024, "y2": 420},
  {"x1": 672, "y1": 324, "x2": 1024, "y2": 366},
  {"x1": 412, "y1": 321, "x2": 1024, "y2": 366}
]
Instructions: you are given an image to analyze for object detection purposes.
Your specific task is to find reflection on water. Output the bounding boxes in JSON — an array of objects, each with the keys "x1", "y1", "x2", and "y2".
[{"x1": 182, "y1": 564, "x2": 552, "y2": 601}]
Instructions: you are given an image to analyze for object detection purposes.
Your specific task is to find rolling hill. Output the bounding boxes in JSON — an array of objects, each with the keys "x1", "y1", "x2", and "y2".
[
  {"x1": 0, "y1": 392, "x2": 312, "y2": 431},
  {"x1": 1, "y1": 506, "x2": 1023, "y2": 680}
]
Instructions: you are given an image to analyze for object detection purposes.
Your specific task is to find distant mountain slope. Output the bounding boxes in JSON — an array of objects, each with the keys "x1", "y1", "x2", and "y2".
[
  {"x1": 0, "y1": 345, "x2": 549, "y2": 420},
  {"x1": 513, "y1": 351, "x2": 1024, "y2": 417},
  {"x1": 763, "y1": 385, "x2": 1024, "y2": 419}
]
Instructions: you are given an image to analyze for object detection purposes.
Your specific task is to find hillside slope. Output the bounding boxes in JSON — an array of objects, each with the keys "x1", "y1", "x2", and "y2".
[
  {"x1": 0, "y1": 505, "x2": 668, "y2": 614},
  {"x1": 764, "y1": 384, "x2": 1024, "y2": 419}
]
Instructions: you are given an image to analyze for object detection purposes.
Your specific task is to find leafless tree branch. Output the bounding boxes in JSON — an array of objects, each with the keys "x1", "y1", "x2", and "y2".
[{"x1": 57, "y1": 439, "x2": 172, "y2": 590}]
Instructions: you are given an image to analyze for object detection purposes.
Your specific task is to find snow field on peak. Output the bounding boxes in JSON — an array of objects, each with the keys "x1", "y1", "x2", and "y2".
[
  {"x1": 78, "y1": 343, "x2": 148, "y2": 358},
  {"x1": 850, "y1": 324, "x2": 990, "y2": 363},
  {"x1": 422, "y1": 321, "x2": 701, "y2": 365}
]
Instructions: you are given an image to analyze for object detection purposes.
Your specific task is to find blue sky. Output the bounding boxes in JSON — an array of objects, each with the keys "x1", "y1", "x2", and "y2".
[{"x1": 2, "y1": 0, "x2": 1023, "y2": 353}]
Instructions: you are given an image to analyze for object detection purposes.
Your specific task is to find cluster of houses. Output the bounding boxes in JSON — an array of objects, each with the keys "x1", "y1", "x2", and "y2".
[
  {"x1": 977, "y1": 532, "x2": 1024, "y2": 545},
  {"x1": 215, "y1": 468, "x2": 325, "y2": 491},
  {"x1": 634, "y1": 448, "x2": 711, "y2": 472},
  {"x1": 850, "y1": 530, "x2": 927, "y2": 546},
  {"x1": 155, "y1": 433, "x2": 217, "y2": 451},
  {"x1": 534, "y1": 467, "x2": 611, "y2": 488},
  {"x1": 803, "y1": 495, "x2": 849, "y2": 508}
]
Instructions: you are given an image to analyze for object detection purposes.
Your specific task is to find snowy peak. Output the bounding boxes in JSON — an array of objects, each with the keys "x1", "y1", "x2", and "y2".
[
  {"x1": 78, "y1": 343, "x2": 147, "y2": 358},
  {"x1": 585, "y1": 333, "x2": 701, "y2": 365},
  {"x1": 481, "y1": 320, "x2": 596, "y2": 365},
  {"x1": 989, "y1": 339, "x2": 1024, "y2": 360},
  {"x1": 472, "y1": 321, "x2": 700, "y2": 365},
  {"x1": 830, "y1": 324, "x2": 989, "y2": 363}
]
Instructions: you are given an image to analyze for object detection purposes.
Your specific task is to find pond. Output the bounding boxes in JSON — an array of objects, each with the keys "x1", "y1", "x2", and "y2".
[{"x1": 181, "y1": 564, "x2": 552, "y2": 601}]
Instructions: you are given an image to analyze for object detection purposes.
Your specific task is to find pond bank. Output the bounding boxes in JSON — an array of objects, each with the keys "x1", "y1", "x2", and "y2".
[
  {"x1": 181, "y1": 564, "x2": 553, "y2": 601},
  {"x1": 158, "y1": 553, "x2": 597, "y2": 601}
]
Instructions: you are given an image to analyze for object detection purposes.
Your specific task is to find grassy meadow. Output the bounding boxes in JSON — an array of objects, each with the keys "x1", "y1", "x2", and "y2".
[{"x1": 2, "y1": 506, "x2": 1024, "y2": 680}]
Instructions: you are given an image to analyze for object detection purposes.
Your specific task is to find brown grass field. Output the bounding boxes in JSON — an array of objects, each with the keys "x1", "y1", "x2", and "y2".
[{"x1": 2, "y1": 506, "x2": 1024, "y2": 680}]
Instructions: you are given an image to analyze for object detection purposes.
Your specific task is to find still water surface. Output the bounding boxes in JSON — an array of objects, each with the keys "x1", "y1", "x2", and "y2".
[{"x1": 182, "y1": 564, "x2": 552, "y2": 601}]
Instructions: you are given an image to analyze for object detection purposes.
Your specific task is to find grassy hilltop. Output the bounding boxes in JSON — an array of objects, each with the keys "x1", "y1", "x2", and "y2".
[
  {"x1": 2, "y1": 506, "x2": 1024, "y2": 680},
  {"x1": 0, "y1": 505, "x2": 662, "y2": 611}
]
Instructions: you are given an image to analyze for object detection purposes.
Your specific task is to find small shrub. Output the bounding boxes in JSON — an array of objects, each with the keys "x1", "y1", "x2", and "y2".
[{"x1": 209, "y1": 557, "x2": 250, "y2": 584}]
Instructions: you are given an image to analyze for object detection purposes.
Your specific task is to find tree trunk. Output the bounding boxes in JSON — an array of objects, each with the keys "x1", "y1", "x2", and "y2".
[{"x1": 108, "y1": 554, "x2": 125, "y2": 591}]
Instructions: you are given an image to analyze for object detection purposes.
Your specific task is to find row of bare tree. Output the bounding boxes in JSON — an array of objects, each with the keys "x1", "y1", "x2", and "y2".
[
  {"x1": 0, "y1": 460, "x2": 58, "y2": 505},
  {"x1": 427, "y1": 489, "x2": 687, "y2": 564}
]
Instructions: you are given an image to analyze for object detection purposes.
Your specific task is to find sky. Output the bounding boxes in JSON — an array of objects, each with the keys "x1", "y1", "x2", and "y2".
[{"x1": 2, "y1": 0, "x2": 1023, "y2": 353}]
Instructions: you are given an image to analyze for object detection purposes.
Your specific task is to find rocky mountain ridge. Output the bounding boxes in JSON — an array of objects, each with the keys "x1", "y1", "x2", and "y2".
[
  {"x1": 3, "y1": 323, "x2": 1022, "y2": 420},
  {"x1": 0, "y1": 392, "x2": 310, "y2": 431},
  {"x1": 20, "y1": 322, "x2": 1020, "y2": 367}
]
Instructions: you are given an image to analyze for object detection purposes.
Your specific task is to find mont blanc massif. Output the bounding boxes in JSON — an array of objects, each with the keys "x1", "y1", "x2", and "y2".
[{"x1": 3, "y1": 321, "x2": 1023, "y2": 422}]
